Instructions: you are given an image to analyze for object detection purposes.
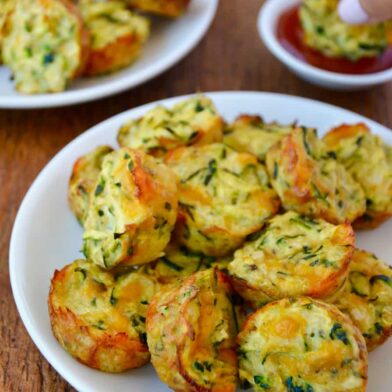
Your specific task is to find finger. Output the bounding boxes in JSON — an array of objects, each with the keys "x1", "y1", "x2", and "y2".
[
  {"x1": 338, "y1": 0, "x2": 370, "y2": 24},
  {"x1": 339, "y1": 0, "x2": 392, "y2": 24}
]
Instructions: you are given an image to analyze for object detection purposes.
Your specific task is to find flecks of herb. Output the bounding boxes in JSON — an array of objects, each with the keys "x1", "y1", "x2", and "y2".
[
  {"x1": 182, "y1": 167, "x2": 205, "y2": 183},
  {"x1": 128, "y1": 160, "x2": 134, "y2": 172},
  {"x1": 179, "y1": 202, "x2": 195, "y2": 221},
  {"x1": 375, "y1": 322, "x2": 383, "y2": 334},
  {"x1": 92, "y1": 320, "x2": 105, "y2": 330},
  {"x1": 370, "y1": 274, "x2": 391, "y2": 287},
  {"x1": 254, "y1": 375, "x2": 270, "y2": 389},
  {"x1": 110, "y1": 289, "x2": 117, "y2": 306},
  {"x1": 164, "y1": 202, "x2": 171, "y2": 210},
  {"x1": 330, "y1": 323, "x2": 349, "y2": 345},
  {"x1": 43, "y1": 53, "x2": 54, "y2": 65},
  {"x1": 194, "y1": 361, "x2": 204, "y2": 372},
  {"x1": 285, "y1": 377, "x2": 314, "y2": 392},
  {"x1": 95, "y1": 183, "x2": 104, "y2": 196},
  {"x1": 139, "y1": 332, "x2": 147, "y2": 345},
  {"x1": 204, "y1": 159, "x2": 217, "y2": 185},
  {"x1": 195, "y1": 102, "x2": 204, "y2": 112},
  {"x1": 75, "y1": 267, "x2": 87, "y2": 280},
  {"x1": 273, "y1": 161, "x2": 278, "y2": 179},
  {"x1": 161, "y1": 257, "x2": 184, "y2": 272},
  {"x1": 302, "y1": 127, "x2": 313, "y2": 157}
]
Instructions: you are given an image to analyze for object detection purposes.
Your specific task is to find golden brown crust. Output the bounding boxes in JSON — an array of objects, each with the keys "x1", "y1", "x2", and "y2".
[
  {"x1": 49, "y1": 298, "x2": 149, "y2": 372},
  {"x1": 68, "y1": 145, "x2": 113, "y2": 225},
  {"x1": 353, "y1": 211, "x2": 392, "y2": 230},
  {"x1": 323, "y1": 123, "x2": 392, "y2": 230},
  {"x1": 61, "y1": 0, "x2": 90, "y2": 78},
  {"x1": 146, "y1": 269, "x2": 238, "y2": 391},
  {"x1": 266, "y1": 127, "x2": 366, "y2": 224},
  {"x1": 82, "y1": 148, "x2": 178, "y2": 269},
  {"x1": 229, "y1": 212, "x2": 355, "y2": 307},
  {"x1": 48, "y1": 262, "x2": 153, "y2": 372},
  {"x1": 83, "y1": 33, "x2": 142, "y2": 76},
  {"x1": 127, "y1": 0, "x2": 190, "y2": 17},
  {"x1": 238, "y1": 297, "x2": 368, "y2": 392},
  {"x1": 331, "y1": 249, "x2": 392, "y2": 351},
  {"x1": 165, "y1": 143, "x2": 279, "y2": 257}
]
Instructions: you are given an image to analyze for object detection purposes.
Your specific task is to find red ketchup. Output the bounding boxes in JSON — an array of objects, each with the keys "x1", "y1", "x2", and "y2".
[{"x1": 277, "y1": 5, "x2": 392, "y2": 74}]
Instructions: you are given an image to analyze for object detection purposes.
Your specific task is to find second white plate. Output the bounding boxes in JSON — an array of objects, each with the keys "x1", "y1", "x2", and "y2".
[
  {"x1": 10, "y1": 92, "x2": 392, "y2": 391},
  {"x1": 0, "y1": 0, "x2": 218, "y2": 109}
]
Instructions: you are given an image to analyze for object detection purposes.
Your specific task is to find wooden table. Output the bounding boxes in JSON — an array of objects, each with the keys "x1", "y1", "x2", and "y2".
[{"x1": 1, "y1": 0, "x2": 391, "y2": 390}]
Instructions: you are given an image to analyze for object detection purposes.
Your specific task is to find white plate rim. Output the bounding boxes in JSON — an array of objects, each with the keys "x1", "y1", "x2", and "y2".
[
  {"x1": 259, "y1": 0, "x2": 392, "y2": 86},
  {"x1": 0, "y1": 0, "x2": 218, "y2": 109},
  {"x1": 9, "y1": 91, "x2": 392, "y2": 391}
]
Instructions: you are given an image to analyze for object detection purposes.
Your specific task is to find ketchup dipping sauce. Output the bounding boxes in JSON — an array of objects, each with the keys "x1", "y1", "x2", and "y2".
[{"x1": 277, "y1": 5, "x2": 392, "y2": 74}]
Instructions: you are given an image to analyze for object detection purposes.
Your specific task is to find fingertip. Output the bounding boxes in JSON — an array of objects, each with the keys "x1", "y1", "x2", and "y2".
[{"x1": 338, "y1": 0, "x2": 370, "y2": 24}]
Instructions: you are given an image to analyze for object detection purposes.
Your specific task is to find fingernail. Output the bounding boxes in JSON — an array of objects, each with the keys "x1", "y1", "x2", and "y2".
[{"x1": 338, "y1": 0, "x2": 370, "y2": 24}]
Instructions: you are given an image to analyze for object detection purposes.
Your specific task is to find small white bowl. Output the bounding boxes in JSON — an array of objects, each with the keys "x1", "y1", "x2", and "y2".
[{"x1": 258, "y1": 0, "x2": 392, "y2": 90}]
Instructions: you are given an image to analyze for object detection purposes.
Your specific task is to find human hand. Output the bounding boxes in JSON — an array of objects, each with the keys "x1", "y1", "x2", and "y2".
[{"x1": 339, "y1": 0, "x2": 392, "y2": 23}]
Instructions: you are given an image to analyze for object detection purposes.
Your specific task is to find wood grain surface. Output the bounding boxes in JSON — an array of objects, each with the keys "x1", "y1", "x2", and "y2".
[{"x1": 1, "y1": 0, "x2": 392, "y2": 391}]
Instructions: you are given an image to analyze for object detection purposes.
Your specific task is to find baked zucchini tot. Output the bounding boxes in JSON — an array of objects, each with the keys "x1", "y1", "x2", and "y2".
[
  {"x1": 126, "y1": 0, "x2": 190, "y2": 18},
  {"x1": 165, "y1": 143, "x2": 280, "y2": 256},
  {"x1": 237, "y1": 297, "x2": 368, "y2": 392},
  {"x1": 68, "y1": 145, "x2": 114, "y2": 225},
  {"x1": 117, "y1": 95, "x2": 224, "y2": 157},
  {"x1": 140, "y1": 242, "x2": 231, "y2": 285},
  {"x1": 146, "y1": 268, "x2": 239, "y2": 392},
  {"x1": 48, "y1": 259, "x2": 158, "y2": 372},
  {"x1": 2, "y1": 0, "x2": 90, "y2": 94},
  {"x1": 323, "y1": 123, "x2": 392, "y2": 229},
  {"x1": 223, "y1": 115, "x2": 296, "y2": 162},
  {"x1": 300, "y1": 0, "x2": 392, "y2": 61},
  {"x1": 332, "y1": 249, "x2": 392, "y2": 351},
  {"x1": 83, "y1": 148, "x2": 178, "y2": 269},
  {"x1": 229, "y1": 211, "x2": 354, "y2": 307},
  {"x1": 79, "y1": 0, "x2": 150, "y2": 76},
  {"x1": 266, "y1": 127, "x2": 366, "y2": 224}
]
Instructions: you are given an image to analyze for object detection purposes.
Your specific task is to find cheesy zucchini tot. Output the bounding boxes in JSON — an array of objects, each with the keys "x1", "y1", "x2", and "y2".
[
  {"x1": 229, "y1": 211, "x2": 354, "y2": 307},
  {"x1": 266, "y1": 127, "x2": 366, "y2": 224},
  {"x1": 146, "y1": 269, "x2": 239, "y2": 392},
  {"x1": 300, "y1": 0, "x2": 392, "y2": 61},
  {"x1": 117, "y1": 96, "x2": 224, "y2": 157},
  {"x1": 140, "y1": 242, "x2": 231, "y2": 285},
  {"x1": 82, "y1": 148, "x2": 178, "y2": 269},
  {"x1": 79, "y1": 1, "x2": 150, "y2": 76},
  {"x1": 332, "y1": 249, "x2": 392, "y2": 351},
  {"x1": 126, "y1": 0, "x2": 190, "y2": 18},
  {"x1": 2, "y1": 0, "x2": 90, "y2": 94},
  {"x1": 323, "y1": 123, "x2": 392, "y2": 229},
  {"x1": 223, "y1": 115, "x2": 296, "y2": 162},
  {"x1": 48, "y1": 259, "x2": 158, "y2": 372},
  {"x1": 165, "y1": 143, "x2": 280, "y2": 256},
  {"x1": 237, "y1": 297, "x2": 368, "y2": 392},
  {"x1": 68, "y1": 145, "x2": 114, "y2": 225}
]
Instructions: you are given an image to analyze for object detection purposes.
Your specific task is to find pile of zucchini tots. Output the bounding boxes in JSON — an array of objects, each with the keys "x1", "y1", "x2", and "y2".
[
  {"x1": 0, "y1": 0, "x2": 190, "y2": 94},
  {"x1": 48, "y1": 95, "x2": 392, "y2": 391}
]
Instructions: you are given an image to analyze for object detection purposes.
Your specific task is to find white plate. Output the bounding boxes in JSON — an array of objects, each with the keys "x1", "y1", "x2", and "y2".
[
  {"x1": 10, "y1": 92, "x2": 392, "y2": 392},
  {"x1": 259, "y1": 0, "x2": 392, "y2": 91},
  {"x1": 0, "y1": 0, "x2": 217, "y2": 109}
]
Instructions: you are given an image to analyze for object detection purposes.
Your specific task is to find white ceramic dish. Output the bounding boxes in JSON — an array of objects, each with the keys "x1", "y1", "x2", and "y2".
[
  {"x1": 0, "y1": 0, "x2": 217, "y2": 109},
  {"x1": 10, "y1": 92, "x2": 392, "y2": 392},
  {"x1": 259, "y1": 0, "x2": 392, "y2": 90}
]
